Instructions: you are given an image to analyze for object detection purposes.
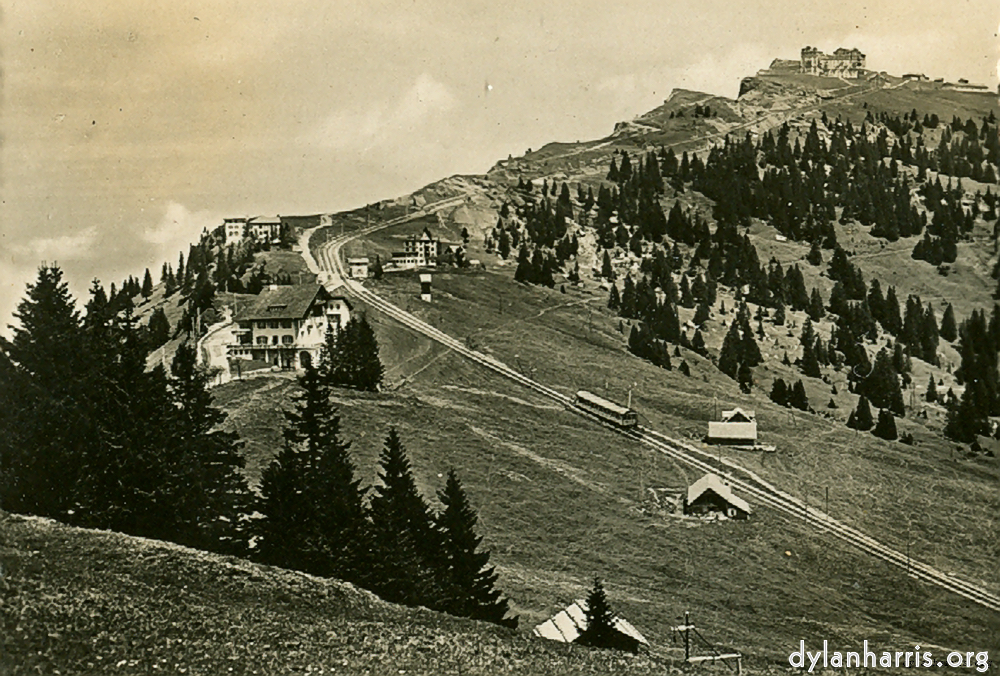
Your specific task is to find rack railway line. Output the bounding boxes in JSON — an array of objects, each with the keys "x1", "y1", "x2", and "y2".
[{"x1": 309, "y1": 194, "x2": 1000, "y2": 615}]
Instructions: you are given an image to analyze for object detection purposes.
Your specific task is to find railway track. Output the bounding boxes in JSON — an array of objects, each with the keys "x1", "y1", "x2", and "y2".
[{"x1": 311, "y1": 198, "x2": 1000, "y2": 615}]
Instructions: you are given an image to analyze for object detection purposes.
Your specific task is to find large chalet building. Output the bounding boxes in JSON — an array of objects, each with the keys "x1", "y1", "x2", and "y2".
[
  {"x1": 391, "y1": 227, "x2": 441, "y2": 268},
  {"x1": 227, "y1": 284, "x2": 352, "y2": 370}
]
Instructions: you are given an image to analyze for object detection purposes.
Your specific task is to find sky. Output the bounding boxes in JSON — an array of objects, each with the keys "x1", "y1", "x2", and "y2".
[{"x1": 1, "y1": 0, "x2": 998, "y2": 332}]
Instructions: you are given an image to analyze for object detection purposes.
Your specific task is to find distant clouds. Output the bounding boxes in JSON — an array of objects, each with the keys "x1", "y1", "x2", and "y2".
[
  {"x1": 11, "y1": 228, "x2": 99, "y2": 263},
  {"x1": 314, "y1": 73, "x2": 458, "y2": 151}
]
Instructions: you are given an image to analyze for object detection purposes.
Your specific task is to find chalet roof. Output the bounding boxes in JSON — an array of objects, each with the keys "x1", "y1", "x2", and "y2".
[
  {"x1": 236, "y1": 284, "x2": 329, "y2": 322},
  {"x1": 721, "y1": 408, "x2": 755, "y2": 423},
  {"x1": 347, "y1": 257, "x2": 370, "y2": 264},
  {"x1": 533, "y1": 599, "x2": 648, "y2": 646},
  {"x1": 687, "y1": 473, "x2": 752, "y2": 514}
]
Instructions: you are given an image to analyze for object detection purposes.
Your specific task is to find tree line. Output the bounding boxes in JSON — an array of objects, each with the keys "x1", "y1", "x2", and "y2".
[{"x1": 0, "y1": 264, "x2": 514, "y2": 629}]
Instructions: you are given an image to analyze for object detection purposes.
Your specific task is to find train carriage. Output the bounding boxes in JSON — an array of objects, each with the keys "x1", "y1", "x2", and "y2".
[{"x1": 575, "y1": 390, "x2": 638, "y2": 428}]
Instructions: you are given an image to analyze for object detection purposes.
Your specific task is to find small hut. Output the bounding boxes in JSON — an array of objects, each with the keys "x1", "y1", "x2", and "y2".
[
  {"x1": 684, "y1": 473, "x2": 752, "y2": 520},
  {"x1": 533, "y1": 599, "x2": 648, "y2": 653}
]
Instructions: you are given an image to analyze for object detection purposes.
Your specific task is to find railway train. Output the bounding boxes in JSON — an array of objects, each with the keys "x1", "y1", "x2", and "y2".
[{"x1": 574, "y1": 390, "x2": 638, "y2": 428}]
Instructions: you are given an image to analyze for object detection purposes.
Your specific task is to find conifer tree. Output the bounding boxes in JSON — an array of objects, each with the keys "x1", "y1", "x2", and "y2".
[
  {"x1": 166, "y1": 343, "x2": 254, "y2": 555},
  {"x1": 789, "y1": 380, "x2": 809, "y2": 411},
  {"x1": 718, "y1": 322, "x2": 741, "y2": 379},
  {"x1": 0, "y1": 265, "x2": 87, "y2": 516},
  {"x1": 940, "y1": 303, "x2": 957, "y2": 342},
  {"x1": 367, "y1": 428, "x2": 441, "y2": 608},
  {"x1": 925, "y1": 373, "x2": 938, "y2": 402},
  {"x1": 847, "y1": 395, "x2": 875, "y2": 431},
  {"x1": 872, "y1": 409, "x2": 898, "y2": 440},
  {"x1": 257, "y1": 363, "x2": 367, "y2": 579},
  {"x1": 576, "y1": 578, "x2": 625, "y2": 651},
  {"x1": 435, "y1": 470, "x2": 517, "y2": 627},
  {"x1": 737, "y1": 362, "x2": 754, "y2": 393},
  {"x1": 371, "y1": 254, "x2": 384, "y2": 280},
  {"x1": 802, "y1": 338, "x2": 821, "y2": 378},
  {"x1": 141, "y1": 268, "x2": 154, "y2": 299},
  {"x1": 770, "y1": 377, "x2": 789, "y2": 407},
  {"x1": 601, "y1": 250, "x2": 615, "y2": 280},
  {"x1": 607, "y1": 284, "x2": 621, "y2": 311}
]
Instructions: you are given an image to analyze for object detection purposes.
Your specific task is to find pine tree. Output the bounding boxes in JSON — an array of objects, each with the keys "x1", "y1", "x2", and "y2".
[
  {"x1": 808, "y1": 287, "x2": 825, "y2": 321},
  {"x1": 0, "y1": 265, "x2": 87, "y2": 516},
  {"x1": 576, "y1": 577, "x2": 628, "y2": 651},
  {"x1": 925, "y1": 373, "x2": 938, "y2": 402},
  {"x1": 856, "y1": 349, "x2": 905, "y2": 416},
  {"x1": 165, "y1": 343, "x2": 254, "y2": 555},
  {"x1": 367, "y1": 428, "x2": 441, "y2": 608},
  {"x1": 147, "y1": 307, "x2": 171, "y2": 349},
  {"x1": 601, "y1": 250, "x2": 615, "y2": 280},
  {"x1": 435, "y1": 470, "x2": 517, "y2": 627},
  {"x1": 800, "y1": 336, "x2": 820, "y2": 377},
  {"x1": 789, "y1": 380, "x2": 810, "y2": 411},
  {"x1": 256, "y1": 363, "x2": 367, "y2": 579},
  {"x1": 372, "y1": 254, "x2": 384, "y2": 280},
  {"x1": 141, "y1": 268, "x2": 154, "y2": 299},
  {"x1": 940, "y1": 303, "x2": 957, "y2": 342},
  {"x1": 847, "y1": 395, "x2": 875, "y2": 431},
  {"x1": 872, "y1": 409, "x2": 898, "y2": 440}
]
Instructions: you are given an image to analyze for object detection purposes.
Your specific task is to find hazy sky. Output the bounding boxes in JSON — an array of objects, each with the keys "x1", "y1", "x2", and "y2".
[{"x1": 2, "y1": 0, "x2": 997, "y2": 330}]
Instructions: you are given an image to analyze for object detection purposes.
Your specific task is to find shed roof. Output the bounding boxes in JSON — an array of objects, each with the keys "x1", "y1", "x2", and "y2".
[
  {"x1": 708, "y1": 421, "x2": 757, "y2": 440},
  {"x1": 236, "y1": 284, "x2": 329, "y2": 322},
  {"x1": 533, "y1": 599, "x2": 648, "y2": 646},
  {"x1": 687, "y1": 473, "x2": 752, "y2": 514}
]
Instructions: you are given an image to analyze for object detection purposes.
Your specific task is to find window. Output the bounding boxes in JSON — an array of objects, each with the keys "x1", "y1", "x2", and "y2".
[
  {"x1": 282, "y1": 335, "x2": 293, "y2": 345},
  {"x1": 256, "y1": 336, "x2": 267, "y2": 345},
  {"x1": 272, "y1": 336, "x2": 279, "y2": 345},
  {"x1": 257, "y1": 321, "x2": 267, "y2": 330},
  {"x1": 269, "y1": 321, "x2": 280, "y2": 329},
  {"x1": 281, "y1": 320, "x2": 293, "y2": 329}
]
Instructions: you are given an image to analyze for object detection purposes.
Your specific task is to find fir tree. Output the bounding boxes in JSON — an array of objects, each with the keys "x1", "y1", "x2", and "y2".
[
  {"x1": 371, "y1": 254, "x2": 384, "y2": 280},
  {"x1": 141, "y1": 268, "x2": 154, "y2": 299},
  {"x1": 601, "y1": 250, "x2": 615, "y2": 280},
  {"x1": 872, "y1": 409, "x2": 898, "y2": 440},
  {"x1": 166, "y1": 343, "x2": 254, "y2": 555},
  {"x1": 435, "y1": 470, "x2": 517, "y2": 627},
  {"x1": 608, "y1": 284, "x2": 621, "y2": 311},
  {"x1": 789, "y1": 380, "x2": 809, "y2": 411},
  {"x1": 256, "y1": 363, "x2": 368, "y2": 579},
  {"x1": 801, "y1": 338, "x2": 821, "y2": 378},
  {"x1": 576, "y1": 578, "x2": 635, "y2": 652},
  {"x1": 770, "y1": 378, "x2": 789, "y2": 406},
  {"x1": 926, "y1": 373, "x2": 938, "y2": 402},
  {"x1": 367, "y1": 428, "x2": 441, "y2": 608},
  {"x1": 940, "y1": 303, "x2": 957, "y2": 342},
  {"x1": 847, "y1": 395, "x2": 875, "y2": 431}
]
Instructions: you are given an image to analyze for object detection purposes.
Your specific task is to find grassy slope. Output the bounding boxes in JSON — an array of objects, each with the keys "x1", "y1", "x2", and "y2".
[
  {"x1": 0, "y1": 513, "x2": 673, "y2": 676},
  {"x1": 204, "y1": 276, "x2": 1000, "y2": 672}
]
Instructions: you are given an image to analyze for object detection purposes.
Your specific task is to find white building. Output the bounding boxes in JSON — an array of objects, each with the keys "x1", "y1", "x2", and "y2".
[
  {"x1": 227, "y1": 284, "x2": 352, "y2": 370},
  {"x1": 347, "y1": 257, "x2": 370, "y2": 279}
]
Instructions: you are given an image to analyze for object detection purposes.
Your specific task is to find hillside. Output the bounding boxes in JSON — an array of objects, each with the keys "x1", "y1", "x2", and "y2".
[
  {"x1": 0, "y1": 512, "x2": 673, "y2": 675},
  {"x1": 8, "y1": 59, "x2": 1000, "y2": 675}
]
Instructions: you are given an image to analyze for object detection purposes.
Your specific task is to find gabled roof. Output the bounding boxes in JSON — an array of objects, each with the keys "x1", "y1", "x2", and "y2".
[
  {"x1": 687, "y1": 473, "x2": 752, "y2": 514},
  {"x1": 236, "y1": 284, "x2": 329, "y2": 322},
  {"x1": 721, "y1": 408, "x2": 755, "y2": 423},
  {"x1": 533, "y1": 599, "x2": 648, "y2": 646}
]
